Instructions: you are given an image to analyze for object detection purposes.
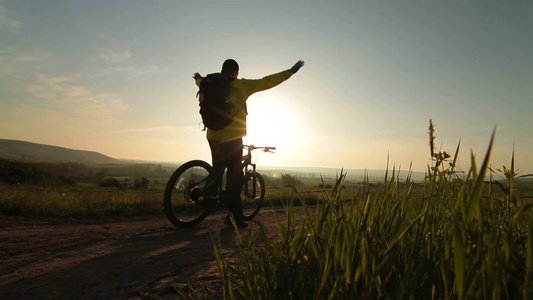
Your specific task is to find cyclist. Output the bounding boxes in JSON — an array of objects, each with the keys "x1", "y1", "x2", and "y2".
[{"x1": 193, "y1": 59, "x2": 305, "y2": 227}]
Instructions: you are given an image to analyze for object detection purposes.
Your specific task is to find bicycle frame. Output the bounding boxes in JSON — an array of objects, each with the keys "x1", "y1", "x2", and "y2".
[{"x1": 201, "y1": 145, "x2": 275, "y2": 203}]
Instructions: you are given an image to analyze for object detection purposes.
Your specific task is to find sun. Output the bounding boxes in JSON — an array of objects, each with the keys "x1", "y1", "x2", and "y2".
[{"x1": 243, "y1": 95, "x2": 305, "y2": 152}]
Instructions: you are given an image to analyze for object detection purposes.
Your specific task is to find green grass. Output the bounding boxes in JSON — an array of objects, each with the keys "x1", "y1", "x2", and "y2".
[
  {"x1": 0, "y1": 185, "x2": 163, "y2": 220},
  {"x1": 210, "y1": 127, "x2": 533, "y2": 299},
  {"x1": 0, "y1": 184, "x2": 333, "y2": 222}
]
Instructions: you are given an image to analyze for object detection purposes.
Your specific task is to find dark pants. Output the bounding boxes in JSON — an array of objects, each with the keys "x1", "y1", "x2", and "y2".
[{"x1": 208, "y1": 138, "x2": 244, "y2": 219}]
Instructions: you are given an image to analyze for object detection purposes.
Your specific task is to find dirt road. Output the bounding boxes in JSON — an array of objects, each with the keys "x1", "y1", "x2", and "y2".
[{"x1": 1, "y1": 207, "x2": 299, "y2": 299}]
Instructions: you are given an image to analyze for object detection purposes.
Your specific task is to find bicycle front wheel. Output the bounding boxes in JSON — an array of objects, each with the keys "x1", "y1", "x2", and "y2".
[
  {"x1": 164, "y1": 160, "x2": 213, "y2": 227},
  {"x1": 241, "y1": 171, "x2": 265, "y2": 221}
]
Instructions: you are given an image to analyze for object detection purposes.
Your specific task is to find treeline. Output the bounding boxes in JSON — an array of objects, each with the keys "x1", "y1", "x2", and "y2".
[
  {"x1": 0, "y1": 158, "x2": 174, "y2": 186},
  {"x1": 0, "y1": 158, "x2": 77, "y2": 185}
]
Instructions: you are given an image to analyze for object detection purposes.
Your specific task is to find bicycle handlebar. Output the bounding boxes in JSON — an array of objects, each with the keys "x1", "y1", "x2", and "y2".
[{"x1": 243, "y1": 144, "x2": 276, "y2": 153}]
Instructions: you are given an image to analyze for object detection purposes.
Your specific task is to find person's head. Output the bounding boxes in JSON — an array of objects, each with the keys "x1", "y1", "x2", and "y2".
[{"x1": 221, "y1": 59, "x2": 239, "y2": 77}]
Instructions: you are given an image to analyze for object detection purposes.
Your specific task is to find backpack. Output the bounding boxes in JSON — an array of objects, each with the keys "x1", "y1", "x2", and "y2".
[{"x1": 197, "y1": 73, "x2": 235, "y2": 131}]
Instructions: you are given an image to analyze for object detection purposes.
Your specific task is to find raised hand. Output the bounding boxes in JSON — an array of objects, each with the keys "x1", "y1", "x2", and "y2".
[{"x1": 290, "y1": 60, "x2": 305, "y2": 73}]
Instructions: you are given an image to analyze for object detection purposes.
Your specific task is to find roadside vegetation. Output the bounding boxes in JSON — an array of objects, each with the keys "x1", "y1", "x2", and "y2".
[{"x1": 207, "y1": 121, "x2": 533, "y2": 299}]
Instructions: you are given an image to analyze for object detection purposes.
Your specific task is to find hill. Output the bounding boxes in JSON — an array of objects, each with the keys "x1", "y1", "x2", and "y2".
[
  {"x1": 0, "y1": 139, "x2": 117, "y2": 164},
  {"x1": 0, "y1": 139, "x2": 428, "y2": 182}
]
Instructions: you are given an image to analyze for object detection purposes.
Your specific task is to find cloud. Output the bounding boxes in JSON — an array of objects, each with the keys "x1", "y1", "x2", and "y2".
[
  {"x1": 105, "y1": 64, "x2": 159, "y2": 76},
  {"x1": 29, "y1": 73, "x2": 129, "y2": 120},
  {"x1": 99, "y1": 48, "x2": 131, "y2": 63},
  {"x1": 0, "y1": 46, "x2": 50, "y2": 77},
  {"x1": 17, "y1": 52, "x2": 48, "y2": 62},
  {"x1": 0, "y1": 4, "x2": 21, "y2": 29},
  {"x1": 29, "y1": 74, "x2": 72, "y2": 99},
  {"x1": 109, "y1": 126, "x2": 181, "y2": 134},
  {"x1": 98, "y1": 47, "x2": 159, "y2": 76}
]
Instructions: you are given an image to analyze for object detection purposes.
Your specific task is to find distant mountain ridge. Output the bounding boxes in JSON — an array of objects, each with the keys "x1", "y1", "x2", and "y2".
[
  {"x1": 0, "y1": 139, "x2": 117, "y2": 164},
  {"x1": 0, "y1": 139, "x2": 429, "y2": 181}
]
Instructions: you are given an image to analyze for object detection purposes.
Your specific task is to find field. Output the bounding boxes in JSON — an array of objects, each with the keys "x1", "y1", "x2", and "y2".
[
  {"x1": 2, "y1": 171, "x2": 532, "y2": 299},
  {"x1": 2, "y1": 129, "x2": 533, "y2": 299},
  {"x1": 0, "y1": 182, "x2": 336, "y2": 221}
]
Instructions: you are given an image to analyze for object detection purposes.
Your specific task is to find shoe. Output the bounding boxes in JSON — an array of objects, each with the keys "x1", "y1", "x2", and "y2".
[
  {"x1": 223, "y1": 215, "x2": 232, "y2": 225},
  {"x1": 224, "y1": 215, "x2": 248, "y2": 228}
]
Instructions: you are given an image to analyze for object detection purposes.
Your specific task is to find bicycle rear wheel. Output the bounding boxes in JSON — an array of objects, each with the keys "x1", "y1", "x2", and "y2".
[
  {"x1": 241, "y1": 171, "x2": 265, "y2": 221},
  {"x1": 164, "y1": 160, "x2": 213, "y2": 227}
]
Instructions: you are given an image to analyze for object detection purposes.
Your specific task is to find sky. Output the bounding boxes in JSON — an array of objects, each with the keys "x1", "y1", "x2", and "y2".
[{"x1": 1, "y1": 0, "x2": 532, "y2": 174}]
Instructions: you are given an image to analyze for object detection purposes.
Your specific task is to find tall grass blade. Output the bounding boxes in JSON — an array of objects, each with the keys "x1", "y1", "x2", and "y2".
[
  {"x1": 466, "y1": 128, "x2": 495, "y2": 223},
  {"x1": 451, "y1": 139, "x2": 461, "y2": 174},
  {"x1": 385, "y1": 206, "x2": 427, "y2": 256},
  {"x1": 384, "y1": 152, "x2": 390, "y2": 184},
  {"x1": 453, "y1": 222, "x2": 466, "y2": 299},
  {"x1": 524, "y1": 214, "x2": 533, "y2": 299}
]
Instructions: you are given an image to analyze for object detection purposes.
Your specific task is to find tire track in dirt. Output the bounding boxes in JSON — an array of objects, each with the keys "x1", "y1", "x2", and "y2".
[{"x1": 1, "y1": 207, "x2": 303, "y2": 299}]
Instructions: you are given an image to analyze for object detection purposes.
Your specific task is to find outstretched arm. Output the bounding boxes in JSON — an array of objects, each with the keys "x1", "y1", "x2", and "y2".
[{"x1": 240, "y1": 60, "x2": 306, "y2": 95}]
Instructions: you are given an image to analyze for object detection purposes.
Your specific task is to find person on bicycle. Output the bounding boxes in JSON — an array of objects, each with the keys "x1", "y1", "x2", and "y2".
[{"x1": 193, "y1": 59, "x2": 305, "y2": 228}]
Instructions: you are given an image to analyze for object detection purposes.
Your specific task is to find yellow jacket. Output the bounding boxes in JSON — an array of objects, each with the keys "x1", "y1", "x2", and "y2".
[{"x1": 196, "y1": 70, "x2": 294, "y2": 142}]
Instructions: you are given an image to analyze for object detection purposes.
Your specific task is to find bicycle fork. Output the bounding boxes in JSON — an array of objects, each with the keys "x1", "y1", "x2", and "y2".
[{"x1": 243, "y1": 164, "x2": 258, "y2": 199}]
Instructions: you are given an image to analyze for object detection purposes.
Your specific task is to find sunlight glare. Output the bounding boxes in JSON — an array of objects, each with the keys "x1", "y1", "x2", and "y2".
[{"x1": 244, "y1": 95, "x2": 306, "y2": 155}]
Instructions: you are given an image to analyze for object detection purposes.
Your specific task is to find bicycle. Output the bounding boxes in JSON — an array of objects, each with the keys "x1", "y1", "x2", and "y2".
[{"x1": 164, "y1": 145, "x2": 275, "y2": 227}]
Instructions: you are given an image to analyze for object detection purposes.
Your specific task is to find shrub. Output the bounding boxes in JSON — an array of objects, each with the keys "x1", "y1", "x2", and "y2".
[{"x1": 99, "y1": 177, "x2": 122, "y2": 188}]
